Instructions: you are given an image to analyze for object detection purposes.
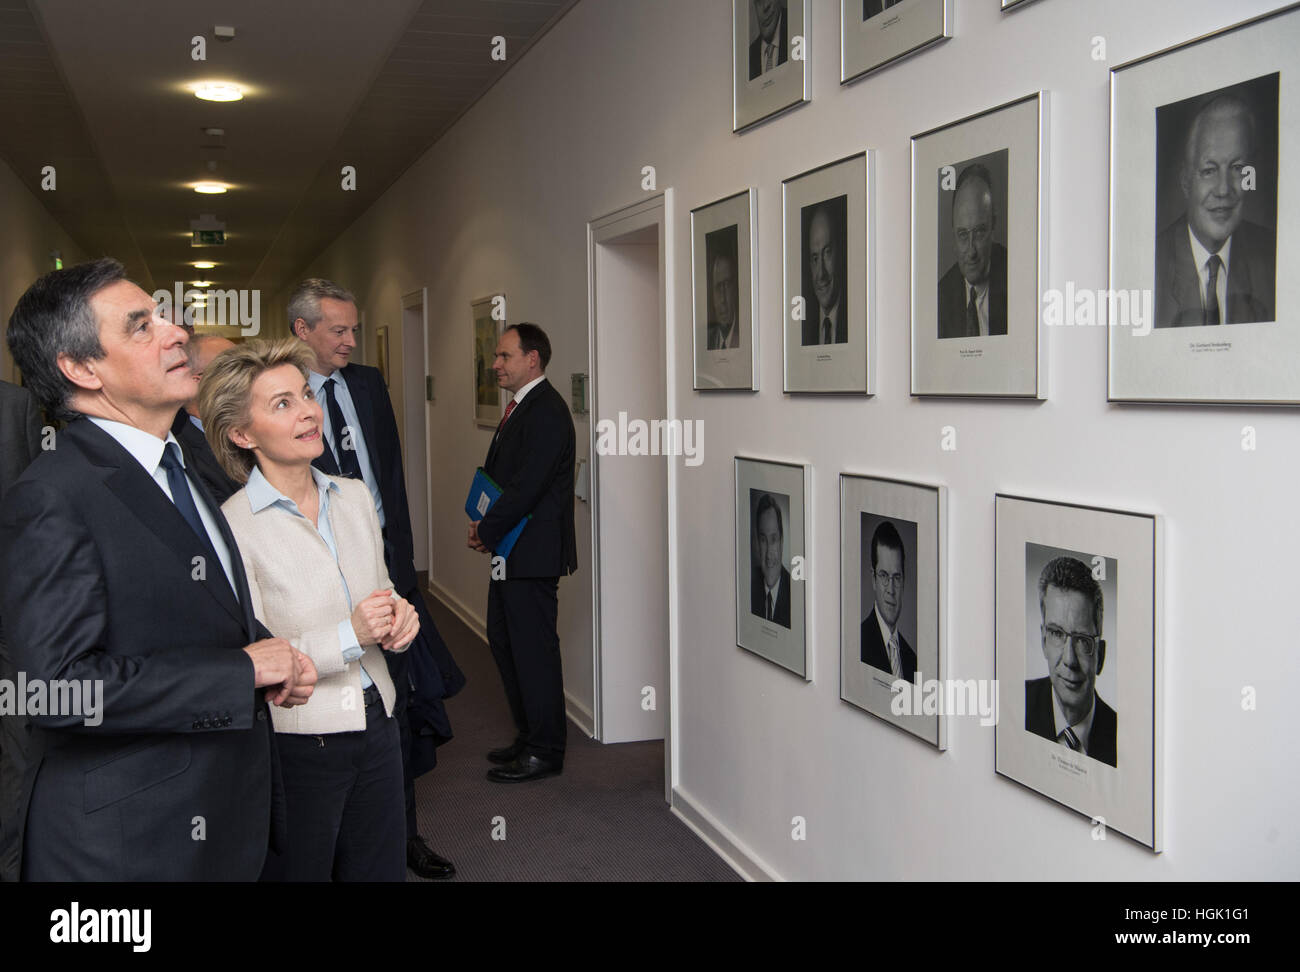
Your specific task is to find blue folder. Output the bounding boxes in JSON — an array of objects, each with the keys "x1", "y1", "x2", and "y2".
[{"x1": 465, "y1": 467, "x2": 528, "y2": 559}]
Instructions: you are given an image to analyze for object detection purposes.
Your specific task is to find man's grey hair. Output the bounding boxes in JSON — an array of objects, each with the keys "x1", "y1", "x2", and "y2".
[
  {"x1": 287, "y1": 278, "x2": 356, "y2": 332},
  {"x1": 1037, "y1": 555, "x2": 1104, "y2": 637},
  {"x1": 1184, "y1": 93, "x2": 1257, "y2": 174}
]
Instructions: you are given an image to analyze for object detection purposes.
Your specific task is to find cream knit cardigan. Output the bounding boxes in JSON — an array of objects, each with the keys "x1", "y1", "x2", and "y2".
[{"x1": 222, "y1": 473, "x2": 406, "y2": 735}]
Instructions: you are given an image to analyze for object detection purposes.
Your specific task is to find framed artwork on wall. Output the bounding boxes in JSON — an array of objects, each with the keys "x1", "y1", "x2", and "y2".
[
  {"x1": 841, "y1": 0, "x2": 951, "y2": 85},
  {"x1": 733, "y1": 0, "x2": 808, "y2": 132},
  {"x1": 995, "y1": 494, "x2": 1162, "y2": 852},
  {"x1": 911, "y1": 92, "x2": 1049, "y2": 398},
  {"x1": 472, "y1": 293, "x2": 504, "y2": 428},
  {"x1": 735, "y1": 456, "x2": 810, "y2": 679},
  {"x1": 692, "y1": 189, "x2": 758, "y2": 390},
  {"x1": 375, "y1": 325, "x2": 390, "y2": 387},
  {"x1": 840, "y1": 473, "x2": 947, "y2": 749},
  {"x1": 782, "y1": 151, "x2": 875, "y2": 393},
  {"x1": 1109, "y1": 4, "x2": 1299, "y2": 404}
]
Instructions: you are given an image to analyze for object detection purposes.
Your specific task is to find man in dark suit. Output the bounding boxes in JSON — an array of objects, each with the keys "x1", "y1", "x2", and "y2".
[
  {"x1": 0, "y1": 378, "x2": 42, "y2": 881},
  {"x1": 749, "y1": 492, "x2": 791, "y2": 628},
  {"x1": 171, "y1": 334, "x2": 240, "y2": 505},
  {"x1": 860, "y1": 521, "x2": 916, "y2": 683},
  {"x1": 291, "y1": 278, "x2": 464, "y2": 879},
  {"x1": 1024, "y1": 556, "x2": 1117, "y2": 768},
  {"x1": 0, "y1": 258, "x2": 315, "y2": 880},
  {"x1": 468, "y1": 323, "x2": 577, "y2": 783},
  {"x1": 937, "y1": 163, "x2": 1008, "y2": 339},
  {"x1": 1155, "y1": 94, "x2": 1276, "y2": 327},
  {"x1": 706, "y1": 252, "x2": 740, "y2": 350},
  {"x1": 800, "y1": 203, "x2": 848, "y2": 346},
  {"x1": 749, "y1": 0, "x2": 788, "y2": 80}
]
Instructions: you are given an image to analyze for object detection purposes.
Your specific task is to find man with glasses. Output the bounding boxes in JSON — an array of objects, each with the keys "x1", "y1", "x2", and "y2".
[
  {"x1": 1025, "y1": 556, "x2": 1117, "y2": 767},
  {"x1": 937, "y1": 161, "x2": 1008, "y2": 339},
  {"x1": 861, "y1": 521, "x2": 916, "y2": 683}
]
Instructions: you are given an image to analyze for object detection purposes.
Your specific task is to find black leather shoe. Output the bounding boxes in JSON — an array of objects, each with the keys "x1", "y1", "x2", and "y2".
[
  {"x1": 486, "y1": 754, "x2": 562, "y2": 783},
  {"x1": 487, "y1": 738, "x2": 527, "y2": 764},
  {"x1": 406, "y1": 836, "x2": 455, "y2": 880}
]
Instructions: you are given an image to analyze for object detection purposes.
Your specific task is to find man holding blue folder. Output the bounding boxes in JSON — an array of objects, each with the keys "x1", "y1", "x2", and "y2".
[{"x1": 468, "y1": 323, "x2": 577, "y2": 783}]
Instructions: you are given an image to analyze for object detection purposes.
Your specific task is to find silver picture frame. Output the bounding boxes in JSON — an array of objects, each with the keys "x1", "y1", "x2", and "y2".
[
  {"x1": 471, "y1": 292, "x2": 505, "y2": 429},
  {"x1": 735, "y1": 455, "x2": 810, "y2": 679},
  {"x1": 840, "y1": 0, "x2": 951, "y2": 86},
  {"x1": 733, "y1": 0, "x2": 809, "y2": 132},
  {"x1": 1108, "y1": 3, "x2": 1299, "y2": 405},
  {"x1": 910, "y1": 92, "x2": 1049, "y2": 398},
  {"x1": 994, "y1": 493, "x2": 1162, "y2": 852},
  {"x1": 840, "y1": 473, "x2": 947, "y2": 749},
  {"x1": 691, "y1": 189, "x2": 758, "y2": 390}
]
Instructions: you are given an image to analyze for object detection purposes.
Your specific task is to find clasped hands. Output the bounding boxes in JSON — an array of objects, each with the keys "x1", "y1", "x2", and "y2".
[
  {"x1": 350, "y1": 589, "x2": 419, "y2": 651},
  {"x1": 466, "y1": 520, "x2": 489, "y2": 554},
  {"x1": 243, "y1": 639, "x2": 318, "y2": 708}
]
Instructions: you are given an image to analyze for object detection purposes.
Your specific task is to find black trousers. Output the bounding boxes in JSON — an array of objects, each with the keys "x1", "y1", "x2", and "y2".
[
  {"x1": 383, "y1": 644, "x2": 417, "y2": 841},
  {"x1": 265, "y1": 689, "x2": 405, "y2": 882},
  {"x1": 487, "y1": 576, "x2": 566, "y2": 763}
]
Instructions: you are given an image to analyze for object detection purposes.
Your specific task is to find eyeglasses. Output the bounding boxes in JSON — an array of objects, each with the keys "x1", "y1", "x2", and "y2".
[
  {"x1": 954, "y1": 226, "x2": 991, "y2": 249},
  {"x1": 873, "y1": 569, "x2": 903, "y2": 590},
  {"x1": 1043, "y1": 624, "x2": 1099, "y2": 658}
]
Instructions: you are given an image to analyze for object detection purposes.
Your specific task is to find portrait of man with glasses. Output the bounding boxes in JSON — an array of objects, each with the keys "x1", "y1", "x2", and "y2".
[
  {"x1": 860, "y1": 518, "x2": 917, "y2": 684},
  {"x1": 1025, "y1": 554, "x2": 1118, "y2": 768},
  {"x1": 937, "y1": 154, "x2": 1008, "y2": 340}
]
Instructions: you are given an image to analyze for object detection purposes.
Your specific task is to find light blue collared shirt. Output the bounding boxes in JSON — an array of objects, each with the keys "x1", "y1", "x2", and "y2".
[
  {"x1": 306, "y1": 369, "x2": 385, "y2": 529},
  {"x1": 188, "y1": 413, "x2": 204, "y2": 433},
  {"x1": 88, "y1": 416, "x2": 237, "y2": 592},
  {"x1": 244, "y1": 465, "x2": 371, "y2": 688}
]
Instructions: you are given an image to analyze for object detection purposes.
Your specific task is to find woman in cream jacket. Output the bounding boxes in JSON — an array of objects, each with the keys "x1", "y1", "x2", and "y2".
[{"x1": 200, "y1": 338, "x2": 418, "y2": 881}]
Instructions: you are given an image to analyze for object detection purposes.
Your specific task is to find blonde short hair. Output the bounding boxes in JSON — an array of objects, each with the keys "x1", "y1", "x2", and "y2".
[{"x1": 198, "y1": 338, "x2": 318, "y2": 484}]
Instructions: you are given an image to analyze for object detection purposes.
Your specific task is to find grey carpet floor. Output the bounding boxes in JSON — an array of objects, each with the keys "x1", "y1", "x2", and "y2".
[{"x1": 406, "y1": 593, "x2": 741, "y2": 882}]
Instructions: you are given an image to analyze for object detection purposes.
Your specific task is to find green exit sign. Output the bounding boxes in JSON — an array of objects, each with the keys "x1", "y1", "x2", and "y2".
[{"x1": 192, "y1": 230, "x2": 225, "y2": 246}]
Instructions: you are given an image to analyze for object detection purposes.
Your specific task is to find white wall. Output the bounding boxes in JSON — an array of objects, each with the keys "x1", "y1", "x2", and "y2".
[
  {"x1": 300, "y1": 0, "x2": 1300, "y2": 879},
  {"x1": 0, "y1": 156, "x2": 86, "y2": 383}
]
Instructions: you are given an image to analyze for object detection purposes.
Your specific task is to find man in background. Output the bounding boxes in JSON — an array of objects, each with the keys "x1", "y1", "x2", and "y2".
[
  {"x1": 801, "y1": 203, "x2": 847, "y2": 346},
  {"x1": 749, "y1": 492, "x2": 791, "y2": 628},
  {"x1": 707, "y1": 251, "x2": 740, "y2": 350},
  {"x1": 0, "y1": 378, "x2": 43, "y2": 881},
  {"x1": 469, "y1": 323, "x2": 577, "y2": 783},
  {"x1": 172, "y1": 333, "x2": 239, "y2": 504},
  {"x1": 291, "y1": 278, "x2": 464, "y2": 879}
]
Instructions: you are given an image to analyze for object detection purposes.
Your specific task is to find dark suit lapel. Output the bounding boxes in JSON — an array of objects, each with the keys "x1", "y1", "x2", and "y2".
[
  {"x1": 73, "y1": 421, "x2": 249, "y2": 632},
  {"x1": 487, "y1": 380, "x2": 547, "y2": 467},
  {"x1": 1171, "y1": 221, "x2": 1203, "y2": 322},
  {"x1": 341, "y1": 367, "x2": 383, "y2": 480}
]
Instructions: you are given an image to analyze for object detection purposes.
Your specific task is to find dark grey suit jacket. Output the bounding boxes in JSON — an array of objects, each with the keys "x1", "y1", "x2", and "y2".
[
  {"x1": 937, "y1": 243, "x2": 1008, "y2": 339},
  {"x1": 1154, "y1": 216, "x2": 1276, "y2": 327},
  {"x1": 1024, "y1": 676, "x2": 1117, "y2": 768}
]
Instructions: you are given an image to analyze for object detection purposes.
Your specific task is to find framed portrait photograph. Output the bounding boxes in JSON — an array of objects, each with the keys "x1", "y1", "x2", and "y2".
[
  {"x1": 840, "y1": 474, "x2": 947, "y2": 748},
  {"x1": 733, "y1": 0, "x2": 808, "y2": 132},
  {"x1": 782, "y1": 152, "x2": 875, "y2": 393},
  {"x1": 911, "y1": 92, "x2": 1049, "y2": 398},
  {"x1": 471, "y1": 293, "x2": 504, "y2": 428},
  {"x1": 995, "y1": 494, "x2": 1162, "y2": 852},
  {"x1": 735, "y1": 456, "x2": 809, "y2": 679},
  {"x1": 1109, "y1": 4, "x2": 1300, "y2": 404},
  {"x1": 840, "y1": 0, "x2": 951, "y2": 85},
  {"x1": 375, "y1": 325, "x2": 390, "y2": 387},
  {"x1": 692, "y1": 189, "x2": 758, "y2": 390}
]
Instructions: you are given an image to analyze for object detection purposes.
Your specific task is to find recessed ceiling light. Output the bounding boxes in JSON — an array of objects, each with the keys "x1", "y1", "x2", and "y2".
[
  {"x1": 193, "y1": 181, "x2": 229, "y2": 194},
  {"x1": 193, "y1": 82, "x2": 243, "y2": 102},
  {"x1": 192, "y1": 261, "x2": 217, "y2": 270},
  {"x1": 190, "y1": 280, "x2": 213, "y2": 287}
]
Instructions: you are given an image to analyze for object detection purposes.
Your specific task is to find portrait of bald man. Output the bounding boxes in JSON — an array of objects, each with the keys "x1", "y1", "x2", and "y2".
[
  {"x1": 937, "y1": 156, "x2": 1008, "y2": 339},
  {"x1": 1153, "y1": 76, "x2": 1278, "y2": 328},
  {"x1": 800, "y1": 196, "x2": 848, "y2": 346}
]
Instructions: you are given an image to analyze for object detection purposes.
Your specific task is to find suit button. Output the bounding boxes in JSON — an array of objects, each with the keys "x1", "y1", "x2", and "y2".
[
  {"x1": 192, "y1": 720, "x2": 201, "y2": 730},
  {"x1": 256, "y1": 710, "x2": 267, "y2": 722},
  {"x1": 201, "y1": 718, "x2": 212, "y2": 729}
]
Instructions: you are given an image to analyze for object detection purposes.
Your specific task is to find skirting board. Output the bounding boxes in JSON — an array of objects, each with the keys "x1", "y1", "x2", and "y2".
[
  {"x1": 565, "y1": 690, "x2": 595, "y2": 738},
  {"x1": 426, "y1": 576, "x2": 487, "y2": 642},
  {"x1": 670, "y1": 786, "x2": 783, "y2": 882}
]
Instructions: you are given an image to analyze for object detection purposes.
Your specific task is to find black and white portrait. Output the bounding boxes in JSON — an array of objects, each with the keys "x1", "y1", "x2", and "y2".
[
  {"x1": 1153, "y1": 73, "x2": 1279, "y2": 328},
  {"x1": 859, "y1": 514, "x2": 918, "y2": 684},
  {"x1": 1024, "y1": 544, "x2": 1119, "y2": 769},
  {"x1": 749, "y1": 489, "x2": 791, "y2": 629},
  {"x1": 799, "y1": 194, "x2": 848, "y2": 346},
  {"x1": 863, "y1": 0, "x2": 905, "y2": 18},
  {"x1": 936, "y1": 149, "x2": 1009, "y2": 339},
  {"x1": 705, "y1": 224, "x2": 740, "y2": 350},
  {"x1": 749, "y1": 0, "x2": 789, "y2": 80}
]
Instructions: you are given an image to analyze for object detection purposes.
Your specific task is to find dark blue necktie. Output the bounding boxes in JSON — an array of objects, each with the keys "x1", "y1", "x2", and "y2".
[
  {"x1": 159, "y1": 442, "x2": 233, "y2": 599},
  {"x1": 322, "y1": 378, "x2": 362, "y2": 479}
]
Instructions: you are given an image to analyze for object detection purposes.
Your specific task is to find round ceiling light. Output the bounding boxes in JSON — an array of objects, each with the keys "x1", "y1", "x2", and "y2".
[
  {"x1": 193, "y1": 181, "x2": 229, "y2": 194},
  {"x1": 193, "y1": 82, "x2": 243, "y2": 102},
  {"x1": 192, "y1": 261, "x2": 217, "y2": 270}
]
